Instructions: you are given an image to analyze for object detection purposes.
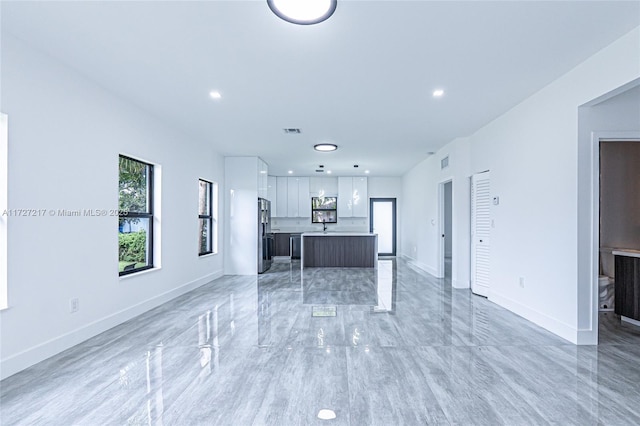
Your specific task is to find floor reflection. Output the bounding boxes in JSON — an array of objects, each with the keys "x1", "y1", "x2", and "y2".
[{"x1": 3, "y1": 257, "x2": 640, "y2": 425}]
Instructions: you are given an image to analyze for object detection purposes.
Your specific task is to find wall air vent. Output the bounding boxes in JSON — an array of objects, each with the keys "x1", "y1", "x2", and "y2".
[
  {"x1": 284, "y1": 128, "x2": 301, "y2": 134},
  {"x1": 441, "y1": 155, "x2": 449, "y2": 169},
  {"x1": 315, "y1": 169, "x2": 324, "y2": 173}
]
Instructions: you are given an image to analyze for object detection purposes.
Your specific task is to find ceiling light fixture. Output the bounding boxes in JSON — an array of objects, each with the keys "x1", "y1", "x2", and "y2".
[
  {"x1": 365, "y1": 170, "x2": 370, "y2": 174},
  {"x1": 288, "y1": 170, "x2": 293, "y2": 174},
  {"x1": 209, "y1": 91, "x2": 222, "y2": 99},
  {"x1": 267, "y1": 0, "x2": 337, "y2": 25},
  {"x1": 327, "y1": 170, "x2": 332, "y2": 174},
  {"x1": 314, "y1": 143, "x2": 338, "y2": 152},
  {"x1": 433, "y1": 89, "x2": 444, "y2": 97}
]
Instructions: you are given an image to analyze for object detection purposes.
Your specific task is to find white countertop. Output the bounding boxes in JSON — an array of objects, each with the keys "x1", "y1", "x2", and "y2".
[
  {"x1": 613, "y1": 249, "x2": 640, "y2": 259},
  {"x1": 302, "y1": 232, "x2": 377, "y2": 237}
]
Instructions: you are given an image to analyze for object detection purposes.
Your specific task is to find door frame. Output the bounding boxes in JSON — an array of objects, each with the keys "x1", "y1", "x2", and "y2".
[
  {"x1": 590, "y1": 131, "x2": 640, "y2": 343},
  {"x1": 369, "y1": 198, "x2": 397, "y2": 256}
]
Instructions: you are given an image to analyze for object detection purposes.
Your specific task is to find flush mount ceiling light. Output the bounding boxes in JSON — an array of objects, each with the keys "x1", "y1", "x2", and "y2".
[
  {"x1": 433, "y1": 89, "x2": 445, "y2": 97},
  {"x1": 209, "y1": 91, "x2": 222, "y2": 99},
  {"x1": 314, "y1": 143, "x2": 338, "y2": 152},
  {"x1": 267, "y1": 0, "x2": 337, "y2": 25}
]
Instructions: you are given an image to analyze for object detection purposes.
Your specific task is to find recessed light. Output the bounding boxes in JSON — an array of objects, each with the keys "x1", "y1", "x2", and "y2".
[
  {"x1": 288, "y1": 170, "x2": 293, "y2": 174},
  {"x1": 314, "y1": 144, "x2": 338, "y2": 152},
  {"x1": 365, "y1": 170, "x2": 370, "y2": 174},
  {"x1": 209, "y1": 91, "x2": 222, "y2": 99},
  {"x1": 327, "y1": 170, "x2": 332, "y2": 174},
  {"x1": 433, "y1": 89, "x2": 444, "y2": 97}
]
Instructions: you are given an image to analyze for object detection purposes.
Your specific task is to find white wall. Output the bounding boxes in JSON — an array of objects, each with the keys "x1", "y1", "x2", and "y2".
[
  {"x1": 401, "y1": 137, "x2": 471, "y2": 288},
  {"x1": 0, "y1": 35, "x2": 225, "y2": 379},
  {"x1": 224, "y1": 157, "x2": 258, "y2": 275},
  {"x1": 401, "y1": 26, "x2": 640, "y2": 343},
  {"x1": 600, "y1": 142, "x2": 640, "y2": 249}
]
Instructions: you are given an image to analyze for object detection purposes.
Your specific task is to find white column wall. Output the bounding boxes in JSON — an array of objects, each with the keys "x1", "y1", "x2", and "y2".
[{"x1": 224, "y1": 157, "x2": 259, "y2": 275}]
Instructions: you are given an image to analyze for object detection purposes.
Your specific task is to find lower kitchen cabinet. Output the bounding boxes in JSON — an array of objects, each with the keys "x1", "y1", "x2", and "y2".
[{"x1": 274, "y1": 233, "x2": 291, "y2": 257}]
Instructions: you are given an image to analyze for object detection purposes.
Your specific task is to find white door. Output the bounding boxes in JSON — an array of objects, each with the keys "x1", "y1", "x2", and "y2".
[{"x1": 471, "y1": 171, "x2": 491, "y2": 297}]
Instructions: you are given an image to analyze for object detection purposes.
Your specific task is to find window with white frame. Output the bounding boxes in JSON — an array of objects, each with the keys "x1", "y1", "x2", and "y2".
[{"x1": 0, "y1": 114, "x2": 7, "y2": 308}]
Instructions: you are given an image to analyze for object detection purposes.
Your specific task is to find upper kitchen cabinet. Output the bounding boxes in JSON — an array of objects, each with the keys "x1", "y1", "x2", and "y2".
[
  {"x1": 287, "y1": 177, "x2": 311, "y2": 218},
  {"x1": 352, "y1": 177, "x2": 368, "y2": 217},
  {"x1": 267, "y1": 176, "x2": 277, "y2": 213},
  {"x1": 258, "y1": 158, "x2": 268, "y2": 199},
  {"x1": 275, "y1": 176, "x2": 288, "y2": 217},
  {"x1": 338, "y1": 177, "x2": 368, "y2": 217},
  {"x1": 309, "y1": 177, "x2": 338, "y2": 197},
  {"x1": 298, "y1": 177, "x2": 311, "y2": 217}
]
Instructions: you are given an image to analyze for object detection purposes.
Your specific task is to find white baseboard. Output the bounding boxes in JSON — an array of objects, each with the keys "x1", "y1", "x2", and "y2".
[
  {"x1": 402, "y1": 255, "x2": 438, "y2": 277},
  {"x1": 489, "y1": 291, "x2": 577, "y2": 344},
  {"x1": 452, "y1": 279, "x2": 470, "y2": 289},
  {"x1": 0, "y1": 270, "x2": 223, "y2": 380}
]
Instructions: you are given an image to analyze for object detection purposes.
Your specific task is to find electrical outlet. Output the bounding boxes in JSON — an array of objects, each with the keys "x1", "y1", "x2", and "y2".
[
  {"x1": 519, "y1": 277, "x2": 525, "y2": 288},
  {"x1": 69, "y1": 298, "x2": 79, "y2": 313}
]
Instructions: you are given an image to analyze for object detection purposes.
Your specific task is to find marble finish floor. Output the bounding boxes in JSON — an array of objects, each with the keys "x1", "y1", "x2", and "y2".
[{"x1": 2, "y1": 259, "x2": 640, "y2": 425}]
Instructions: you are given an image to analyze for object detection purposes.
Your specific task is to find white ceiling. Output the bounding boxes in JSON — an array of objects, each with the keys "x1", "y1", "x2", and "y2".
[{"x1": 2, "y1": 1, "x2": 639, "y2": 176}]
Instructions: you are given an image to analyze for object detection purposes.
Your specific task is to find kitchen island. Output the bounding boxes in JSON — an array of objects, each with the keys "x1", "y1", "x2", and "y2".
[{"x1": 301, "y1": 232, "x2": 378, "y2": 268}]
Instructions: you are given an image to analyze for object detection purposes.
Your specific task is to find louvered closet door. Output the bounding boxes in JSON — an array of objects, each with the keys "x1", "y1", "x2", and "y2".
[{"x1": 471, "y1": 171, "x2": 491, "y2": 297}]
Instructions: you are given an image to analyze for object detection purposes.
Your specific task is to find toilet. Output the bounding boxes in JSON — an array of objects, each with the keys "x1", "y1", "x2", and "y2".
[{"x1": 599, "y1": 247, "x2": 615, "y2": 311}]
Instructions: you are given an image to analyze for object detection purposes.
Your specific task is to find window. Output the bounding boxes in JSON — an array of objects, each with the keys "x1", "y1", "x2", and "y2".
[
  {"x1": 0, "y1": 114, "x2": 7, "y2": 308},
  {"x1": 198, "y1": 179, "x2": 212, "y2": 255},
  {"x1": 311, "y1": 196, "x2": 337, "y2": 223},
  {"x1": 198, "y1": 179, "x2": 218, "y2": 255},
  {"x1": 119, "y1": 155, "x2": 154, "y2": 275}
]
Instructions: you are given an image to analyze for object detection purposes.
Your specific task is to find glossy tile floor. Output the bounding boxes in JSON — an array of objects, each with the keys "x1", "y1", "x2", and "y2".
[{"x1": 2, "y1": 259, "x2": 640, "y2": 425}]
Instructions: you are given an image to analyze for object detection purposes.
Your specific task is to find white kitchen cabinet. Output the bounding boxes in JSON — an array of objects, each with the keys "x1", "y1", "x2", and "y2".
[
  {"x1": 258, "y1": 159, "x2": 268, "y2": 199},
  {"x1": 267, "y1": 176, "x2": 277, "y2": 213},
  {"x1": 338, "y1": 177, "x2": 353, "y2": 217},
  {"x1": 338, "y1": 177, "x2": 368, "y2": 217},
  {"x1": 287, "y1": 177, "x2": 299, "y2": 217},
  {"x1": 352, "y1": 177, "x2": 368, "y2": 217},
  {"x1": 298, "y1": 177, "x2": 311, "y2": 217},
  {"x1": 276, "y1": 177, "x2": 288, "y2": 217},
  {"x1": 309, "y1": 176, "x2": 338, "y2": 197}
]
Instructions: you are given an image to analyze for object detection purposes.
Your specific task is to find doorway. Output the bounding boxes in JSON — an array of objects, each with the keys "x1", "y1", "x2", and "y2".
[
  {"x1": 369, "y1": 198, "x2": 396, "y2": 256},
  {"x1": 439, "y1": 180, "x2": 453, "y2": 280},
  {"x1": 597, "y1": 138, "x2": 640, "y2": 341}
]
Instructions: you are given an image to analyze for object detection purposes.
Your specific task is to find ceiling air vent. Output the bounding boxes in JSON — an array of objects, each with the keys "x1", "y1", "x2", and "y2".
[
  {"x1": 283, "y1": 128, "x2": 301, "y2": 134},
  {"x1": 315, "y1": 169, "x2": 324, "y2": 173},
  {"x1": 441, "y1": 156, "x2": 449, "y2": 169}
]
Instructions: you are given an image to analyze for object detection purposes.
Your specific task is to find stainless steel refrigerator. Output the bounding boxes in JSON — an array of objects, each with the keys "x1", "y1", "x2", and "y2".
[{"x1": 258, "y1": 198, "x2": 273, "y2": 274}]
